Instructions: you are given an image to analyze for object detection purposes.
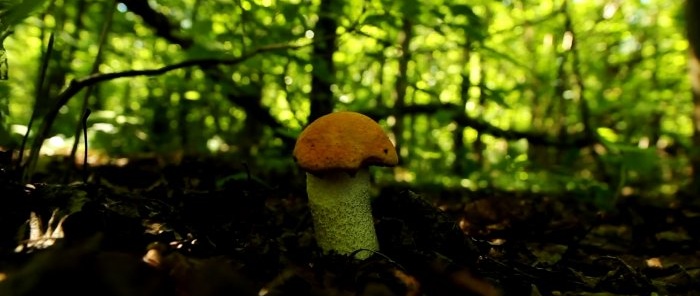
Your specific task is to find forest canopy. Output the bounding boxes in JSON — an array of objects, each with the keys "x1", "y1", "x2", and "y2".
[{"x1": 0, "y1": 0, "x2": 691, "y2": 205}]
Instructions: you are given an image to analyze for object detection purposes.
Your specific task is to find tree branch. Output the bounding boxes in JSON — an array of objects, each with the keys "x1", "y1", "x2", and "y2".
[
  {"x1": 25, "y1": 41, "x2": 310, "y2": 172},
  {"x1": 121, "y1": 0, "x2": 300, "y2": 142},
  {"x1": 120, "y1": 0, "x2": 193, "y2": 48},
  {"x1": 364, "y1": 103, "x2": 595, "y2": 148},
  {"x1": 65, "y1": 42, "x2": 309, "y2": 101}
]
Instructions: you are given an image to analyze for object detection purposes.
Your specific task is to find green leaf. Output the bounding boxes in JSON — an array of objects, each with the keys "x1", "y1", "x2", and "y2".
[
  {"x1": 0, "y1": 0, "x2": 48, "y2": 70},
  {"x1": 596, "y1": 127, "x2": 619, "y2": 143},
  {"x1": 0, "y1": 0, "x2": 48, "y2": 29}
]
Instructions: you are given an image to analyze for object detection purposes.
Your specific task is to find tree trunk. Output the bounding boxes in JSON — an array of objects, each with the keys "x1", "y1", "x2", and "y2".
[
  {"x1": 308, "y1": 0, "x2": 337, "y2": 122},
  {"x1": 392, "y1": 18, "x2": 412, "y2": 159},
  {"x1": 454, "y1": 42, "x2": 472, "y2": 175}
]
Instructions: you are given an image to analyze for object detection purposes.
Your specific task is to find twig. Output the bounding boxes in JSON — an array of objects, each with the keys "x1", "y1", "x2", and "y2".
[
  {"x1": 81, "y1": 108, "x2": 91, "y2": 183},
  {"x1": 69, "y1": 0, "x2": 117, "y2": 175}
]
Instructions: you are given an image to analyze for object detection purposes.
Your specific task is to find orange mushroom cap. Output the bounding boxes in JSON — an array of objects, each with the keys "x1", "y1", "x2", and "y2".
[{"x1": 293, "y1": 111, "x2": 398, "y2": 173}]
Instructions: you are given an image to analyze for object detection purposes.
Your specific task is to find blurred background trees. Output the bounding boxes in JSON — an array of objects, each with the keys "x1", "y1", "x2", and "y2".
[{"x1": 0, "y1": 0, "x2": 693, "y2": 205}]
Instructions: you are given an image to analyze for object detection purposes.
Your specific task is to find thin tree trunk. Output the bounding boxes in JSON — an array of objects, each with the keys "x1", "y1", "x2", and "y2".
[
  {"x1": 392, "y1": 18, "x2": 412, "y2": 159},
  {"x1": 454, "y1": 41, "x2": 472, "y2": 175},
  {"x1": 473, "y1": 66, "x2": 486, "y2": 169},
  {"x1": 308, "y1": 0, "x2": 337, "y2": 122}
]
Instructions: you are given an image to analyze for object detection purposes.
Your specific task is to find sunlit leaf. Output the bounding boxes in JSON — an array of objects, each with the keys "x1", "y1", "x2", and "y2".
[{"x1": 597, "y1": 127, "x2": 619, "y2": 143}]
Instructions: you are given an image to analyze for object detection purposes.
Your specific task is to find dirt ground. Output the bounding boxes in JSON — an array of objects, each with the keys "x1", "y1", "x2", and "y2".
[{"x1": 0, "y1": 155, "x2": 699, "y2": 295}]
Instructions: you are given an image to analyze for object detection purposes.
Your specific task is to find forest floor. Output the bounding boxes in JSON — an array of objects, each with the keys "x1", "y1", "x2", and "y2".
[{"x1": 0, "y1": 154, "x2": 699, "y2": 296}]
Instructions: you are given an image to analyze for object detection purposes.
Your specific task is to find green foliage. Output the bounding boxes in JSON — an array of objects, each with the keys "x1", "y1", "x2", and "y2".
[
  {"x1": 0, "y1": 0, "x2": 48, "y2": 78},
  {"x1": 0, "y1": 0, "x2": 47, "y2": 143},
  {"x1": 0, "y1": 0, "x2": 693, "y2": 203},
  {"x1": 0, "y1": 0, "x2": 46, "y2": 28}
]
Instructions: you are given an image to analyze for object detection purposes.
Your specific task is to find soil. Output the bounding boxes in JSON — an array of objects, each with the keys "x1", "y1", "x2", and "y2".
[{"x1": 0, "y1": 154, "x2": 699, "y2": 296}]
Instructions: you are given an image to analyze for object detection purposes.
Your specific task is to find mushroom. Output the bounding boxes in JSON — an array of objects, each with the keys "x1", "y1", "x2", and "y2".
[{"x1": 293, "y1": 111, "x2": 398, "y2": 259}]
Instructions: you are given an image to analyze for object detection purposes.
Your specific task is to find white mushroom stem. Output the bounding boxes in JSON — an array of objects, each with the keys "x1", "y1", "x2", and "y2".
[{"x1": 305, "y1": 168, "x2": 378, "y2": 259}]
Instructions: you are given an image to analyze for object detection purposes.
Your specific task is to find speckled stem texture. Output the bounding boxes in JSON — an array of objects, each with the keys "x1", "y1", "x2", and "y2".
[{"x1": 306, "y1": 169, "x2": 378, "y2": 259}]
